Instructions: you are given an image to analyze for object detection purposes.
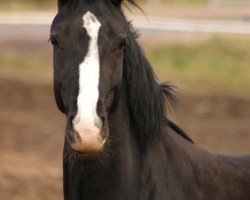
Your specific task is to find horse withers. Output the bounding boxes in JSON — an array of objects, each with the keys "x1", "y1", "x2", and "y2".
[{"x1": 50, "y1": 0, "x2": 250, "y2": 199}]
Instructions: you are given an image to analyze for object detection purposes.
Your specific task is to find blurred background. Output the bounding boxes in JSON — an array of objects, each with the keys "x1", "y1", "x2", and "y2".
[{"x1": 0, "y1": 0, "x2": 250, "y2": 199}]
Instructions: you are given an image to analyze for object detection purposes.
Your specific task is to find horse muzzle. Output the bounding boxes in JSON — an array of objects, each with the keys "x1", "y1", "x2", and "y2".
[
  {"x1": 72, "y1": 123, "x2": 106, "y2": 154},
  {"x1": 66, "y1": 118, "x2": 108, "y2": 155}
]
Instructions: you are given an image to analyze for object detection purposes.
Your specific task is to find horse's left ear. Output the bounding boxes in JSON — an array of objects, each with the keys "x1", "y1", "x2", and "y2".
[
  {"x1": 110, "y1": 0, "x2": 123, "y2": 7},
  {"x1": 110, "y1": 0, "x2": 137, "y2": 7}
]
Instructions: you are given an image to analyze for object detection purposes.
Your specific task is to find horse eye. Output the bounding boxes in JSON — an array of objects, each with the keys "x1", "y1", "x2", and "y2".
[
  {"x1": 118, "y1": 38, "x2": 127, "y2": 50},
  {"x1": 49, "y1": 36, "x2": 59, "y2": 47}
]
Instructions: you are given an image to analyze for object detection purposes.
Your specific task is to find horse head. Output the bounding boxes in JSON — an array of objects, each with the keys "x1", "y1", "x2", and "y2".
[{"x1": 51, "y1": 0, "x2": 128, "y2": 155}]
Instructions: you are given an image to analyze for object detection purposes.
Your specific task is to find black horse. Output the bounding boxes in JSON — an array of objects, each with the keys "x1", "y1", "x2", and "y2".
[{"x1": 50, "y1": 0, "x2": 250, "y2": 199}]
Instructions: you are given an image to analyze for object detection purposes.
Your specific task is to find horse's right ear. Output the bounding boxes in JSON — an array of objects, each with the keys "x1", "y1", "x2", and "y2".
[{"x1": 58, "y1": 0, "x2": 69, "y2": 10}]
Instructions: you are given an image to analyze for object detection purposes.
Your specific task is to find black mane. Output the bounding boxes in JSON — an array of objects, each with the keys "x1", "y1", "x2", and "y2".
[
  {"x1": 116, "y1": 1, "x2": 193, "y2": 146},
  {"x1": 123, "y1": 24, "x2": 179, "y2": 146}
]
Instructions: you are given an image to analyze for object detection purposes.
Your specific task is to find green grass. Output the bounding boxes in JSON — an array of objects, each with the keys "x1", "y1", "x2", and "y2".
[
  {"x1": 0, "y1": 48, "x2": 53, "y2": 83},
  {"x1": 146, "y1": 36, "x2": 250, "y2": 91},
  {"x1": 0, "y1": 50, "x2": 51, "y2": 70},
  {"x1": 1, "y1": 36, "x2": 250, "y2": 92}
]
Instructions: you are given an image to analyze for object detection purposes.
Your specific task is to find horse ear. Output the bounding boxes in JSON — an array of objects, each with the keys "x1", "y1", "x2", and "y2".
[
  {"x1": 58, "y1": 0, "x2": 70, "y2": 9},
  {"x1": 110, "y1": 0, "x2": 124, "y2": 7},
  {"x1": 110, "y1": 0, "x2": 137, "y2": 7}
]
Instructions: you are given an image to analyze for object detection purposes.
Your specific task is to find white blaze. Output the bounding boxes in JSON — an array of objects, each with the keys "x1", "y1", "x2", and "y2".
[{"x1": 73, "y1": 11, "x2": 102, "y2": 133}]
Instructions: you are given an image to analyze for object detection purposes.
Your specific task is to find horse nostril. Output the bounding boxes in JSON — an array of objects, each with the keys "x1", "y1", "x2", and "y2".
[
  {"x1": 73, "y1": 129, "x2": 82, "y2": 141},
  {"x1": 94, "y1": 117, "x2": 103, "y2": 129},
  {"x1": 66, "y1": 128, "x2": 81, "y2": 144}
]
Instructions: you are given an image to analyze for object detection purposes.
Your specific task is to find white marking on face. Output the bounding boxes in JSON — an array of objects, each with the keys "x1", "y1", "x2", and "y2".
[{"x1": 73, "y1": 11, "x2": 102, "y2": 136}]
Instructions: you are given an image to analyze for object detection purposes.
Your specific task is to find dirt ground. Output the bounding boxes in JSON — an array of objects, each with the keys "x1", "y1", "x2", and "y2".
[{"x1": 1, "y1": 68, "x2": 250, "y2": 200}]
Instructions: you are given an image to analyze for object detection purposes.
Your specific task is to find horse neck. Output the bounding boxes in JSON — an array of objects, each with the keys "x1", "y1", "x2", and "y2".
[
  {"x1": 107, "y1": 81, "x2": 140, "y2": 164},
  {"x1": 110, "y1": 82, "x2": 196, "y2": 175}
]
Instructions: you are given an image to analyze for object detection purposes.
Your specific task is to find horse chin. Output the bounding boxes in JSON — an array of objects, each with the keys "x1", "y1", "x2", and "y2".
[{"x1": 70, "y1": 137, "x2": 106, "y2": 156}]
